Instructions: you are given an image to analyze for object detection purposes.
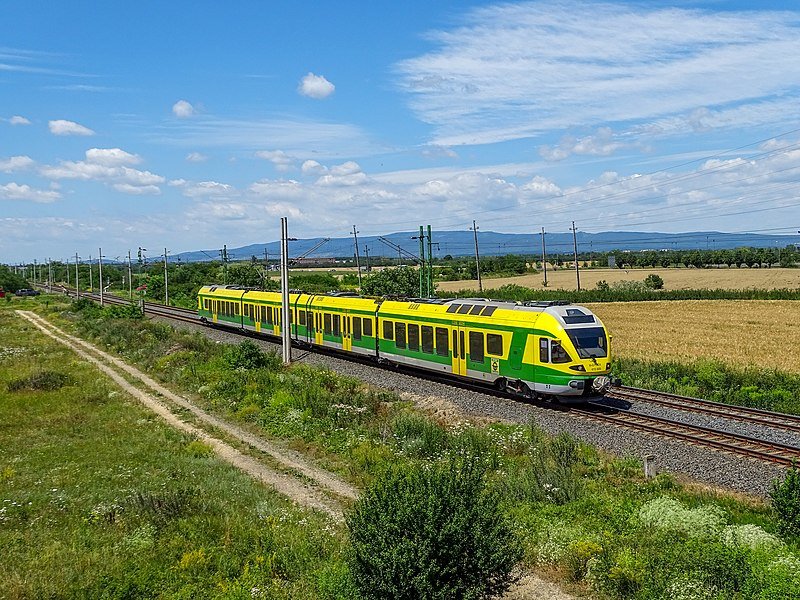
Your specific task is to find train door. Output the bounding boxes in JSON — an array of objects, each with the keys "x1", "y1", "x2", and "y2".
[
  {"x1": 342, "y1": 312, "x2": 352, "y2": 351},
  {"x1": 451, "y1": 325, "x2": 467, "y2": 376},
  {"x1": 315, "y1": 312, "x2": 323, "y2": 346}
]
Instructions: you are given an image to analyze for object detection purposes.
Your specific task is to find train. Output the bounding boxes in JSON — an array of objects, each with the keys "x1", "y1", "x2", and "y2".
[{"x1": 197, "y1": 285, "x2": 612, "y2": 400}]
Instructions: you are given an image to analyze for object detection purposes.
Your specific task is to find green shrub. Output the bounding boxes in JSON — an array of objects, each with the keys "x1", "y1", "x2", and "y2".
[
  {"x1": 347, "y1": 458, "x2": 521, "y2": 599},
  {"x1": 502, "y1": 432, "x2": 585, "y2": 504},
  {"x1": 771, "y1": 462, "x2": 800, "y2": 538},
  {"x1": 223, "y1": 340, "x2": 278, "y2": 370},
  {"x1": 8, "y1": 370, "x2": 69, "y2": 392},
  {"x1": 644, "y1": 273, "x2": 664, "y2": 289},
  {"x1": 390, "y1": 411, "x2": 449, "y2": 459}
]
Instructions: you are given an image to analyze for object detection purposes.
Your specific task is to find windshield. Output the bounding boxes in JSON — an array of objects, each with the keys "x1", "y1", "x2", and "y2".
[{"x1": 566, "y1": 327, "x2": 608, "y2": 359}]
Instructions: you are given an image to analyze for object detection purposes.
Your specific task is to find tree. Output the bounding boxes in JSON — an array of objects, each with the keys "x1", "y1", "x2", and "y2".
[
  {"x1": 347, "y1": 458, "x2": 521, "y2": 599},
  {"x1": 0, "y1": 265, "x2": 28, "y2": 293},
  {"x1": 643, "y1": 274, "x2": 664, "y2": 289},
  {"x1": 771, "y1": 462, "x2": 800, "y2": 538},
  {"x1": 361, "y1": 266, "x2": 422, "y2": 297}
]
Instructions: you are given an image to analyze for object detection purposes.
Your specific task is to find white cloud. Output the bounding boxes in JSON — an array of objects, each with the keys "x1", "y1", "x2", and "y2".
[
  {"x1": 521, "y1": 176, "x2": 562, "y2": 197},
  {"x1": 539, "y1": 127, "x2": 625, "y2": 161},
  {"x1": 422, "y1": 145, "x2": 459, "y2": 159},
  {"x1": 301, "y1": 160, "x2": 327, "y2": 175},
  {"x1": 0, "y1": 182, "x2": 61, "y2": 203},
  {"x1": 9, "y1": 115, "x2": 31, "y2": 125},
  {"x1": 298, "y1": 72, "x2": 335, "y2": 99},
  {"x1": 186, "y1": 152, "x2": 208, "y2": 162},
  {"x1": 48, "y1": 119, "x2": 95, "y2": 136},
  {"x1": 85, "y1": 148, "x2": 142, "y2": 167},
  {"x1": 397, "y1": 2, "x2": 800, "y2": 146},
  {"x1": 0, "y1": 155, "x2": 35, "y2": 173},
  {"x1": 172, "y1": 100, "x2": 195, "y2": 118},
  {"x1": 255, "y1": 150, "x2": 295, "y2": 171},
  {"x1": 181, "y1": 181, "x2": 236, "y2": 198},
  {"x1": 112, "y1": 183, "x2": 161, "y2": 195}
]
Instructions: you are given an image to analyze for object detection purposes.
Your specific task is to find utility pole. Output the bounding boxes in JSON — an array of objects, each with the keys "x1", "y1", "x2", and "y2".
[
  {"x1": 88, "y1": 254, "x2": 94, "y2": 293},
  {"x1": 66, "y1": 258, "x2": 70, "y2": 286},
  {"x1": 98, "y1": 248, "x2": 104, "y2": 306},
  {"x1": 33, "y1": 259, "x2": 37, "y2": 285},
  {"x1": 571, "y1": 221, "x2": 581, "y2": 291},
  {"x1": 364, "y1": 245, "x2": 371, "y2": 273},
  {"x1": 427, "y1": 224, "x2": 433, "y2": 298},
  {"x1": 75, "y1": 253, "x2": 80, "y2": 299},
  {"x1": 471, "y1": 220, "x2": 483, "y2": 293},
  {"x1": 163, "y1": 248, "x2": 169, "y2": 305},
  {"x1": 127, "y1": 250, "x2": 133, "y2": 299},
  {"x1": 280, "y1": 217, "x2": 291, "y2": 365},
  {"x1": 418, "y1": 226, "x2": 426, "y2": 297},
  {"x1": 540, "y1": 227, "x2": 548, "y2": 286},
  {"x1": 47, "y1": 258, "x2": 52, "y2": 291},
  {"x1": 220, "y1": 245, "x2": 228, "y2": 284},
  {"x1": 352, "y1": 225, "x2": 362, "y2": 290}
]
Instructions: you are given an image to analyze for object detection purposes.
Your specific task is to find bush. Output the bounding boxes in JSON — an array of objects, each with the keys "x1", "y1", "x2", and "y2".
[
  {"x1": 223, "y1": 340, "x2": 279, "y2": 371},
  {"x1": 347, "y1": 458, "x2": 521, "y2": 599},
  {"x1": 644, "y1": 273, "x2": 665, "y2": 289},
  {"x1": 771, "y1": 462, "x2": 800, "y2": 538}
]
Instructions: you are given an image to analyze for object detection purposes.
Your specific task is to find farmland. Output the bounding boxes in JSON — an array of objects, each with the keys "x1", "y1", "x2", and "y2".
[
  {"x1": 587, "y1": 300, "x2": 800, "y2": 373},
  {"x1": 436, "y1": 267, "x2": 800, "y2": 292}
]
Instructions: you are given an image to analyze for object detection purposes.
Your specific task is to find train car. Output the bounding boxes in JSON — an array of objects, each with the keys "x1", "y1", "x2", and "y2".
[{"x1": 197, "y1": 286, "x2": 611, "y2": 400}]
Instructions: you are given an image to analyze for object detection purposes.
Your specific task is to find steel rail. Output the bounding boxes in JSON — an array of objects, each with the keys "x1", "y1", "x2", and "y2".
[
  {"x1": 580, "y1": 402, "x2": 800, "y2": 466},
  {"x1": 608, "y1": 386, "x2": 800, "y2": 434}
]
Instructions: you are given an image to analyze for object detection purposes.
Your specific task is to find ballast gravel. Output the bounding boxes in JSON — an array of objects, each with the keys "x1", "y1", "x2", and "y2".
[{"x1": 161, "y1": 318, "x2": 788, "y2": 497}]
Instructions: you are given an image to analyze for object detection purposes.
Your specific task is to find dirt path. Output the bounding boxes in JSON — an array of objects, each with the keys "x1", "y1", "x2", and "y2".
[
  {"x1": 17, "y1": 309, "x2": 577, "y2": 600},
  {"x1": 17, "y1": 310, "x2": 349, "y2": 520}
]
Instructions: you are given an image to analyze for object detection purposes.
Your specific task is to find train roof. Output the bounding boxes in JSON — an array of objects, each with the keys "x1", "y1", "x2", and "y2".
[{"x1": 198, "y1": 285, "x2": 600, "y2": 326}]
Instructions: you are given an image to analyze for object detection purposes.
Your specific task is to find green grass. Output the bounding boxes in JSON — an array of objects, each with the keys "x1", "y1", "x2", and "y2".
[
  {"x1": 0, "y1": 307, "x2": 347, "y2": 599},
  {"x1": 12, "y1": 295, "x2": 800, "y2": 599}
]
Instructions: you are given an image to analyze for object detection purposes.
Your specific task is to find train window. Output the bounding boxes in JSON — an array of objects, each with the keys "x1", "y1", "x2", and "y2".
[
  {"x1": 324, "y1": 313, "x2": 332, "y2": 335},
  {"x1": 235, "y1": 303, "x2": 240, "y2": 316},
  {"x1": 469, "y1": 331, "x2": 484, "y2": 363},
  {"x1": 395, "y1": 322, "x2": 406, "y2": 349},
  {"x1": 333, "y1": 314, "x2": 341, "y2": 337},
  {"x1": 469, "y1": 305, "x2": 483, "y2": 315},
  {"x1": 452, "y1": 330, "x2": 459, "y2": 358},
  {"x1": 446, "y1": 304, "x2": 461, "y2": 313},
  {"x1": 267, "y1": 307, "x2": 273, "y2": 325},
  {"x1": 421, "y1": 325, "x2": 433, "y2": 353},
  {"x1": 306, "y1": 311, "x2": 313, "y2": 328},
  {"x1": 539, "y1": 338, "x2": 549, "y2": 362},
  {"x1": 551, "y1": 340, "x2": 571, "y2": 363},
  {"x1": 353, "y1": 317, "x2": 362, "y2": 340},
  {"x1": 481, "y1": 306, "x2": 497, "y2": 317},
  {"x1": 317, "y1": 313, "x2": 322, "y2": 330},
  {"x1": 407, "y1": 324, "x2": 420, "y2": 351},
  {"x1": 487, "y1": 333, "x2": 503, "y2": 356},
  {"x1": 203, "y1": 299, "x2": 209, "y2": 310},
  {"x1": 457, "y1": 304, "x2": 472, "y2": 314},
  {"x1": 299, "y1": 310, "x2": 306, "y2": 326},
  {"x1": 383, "y1": 320, "x2": 394, "y2": 340},
  {"x1": 436, "y1": 327, "x2": 449, "y2": 356},
  {"x1": 363, "y1": 318, "x2": 373, "y2": 337}
]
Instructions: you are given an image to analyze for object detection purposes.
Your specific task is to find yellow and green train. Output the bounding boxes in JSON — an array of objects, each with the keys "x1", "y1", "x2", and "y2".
[{"x1": 197, "y1": 285, "x2": 612, "y2": 400}]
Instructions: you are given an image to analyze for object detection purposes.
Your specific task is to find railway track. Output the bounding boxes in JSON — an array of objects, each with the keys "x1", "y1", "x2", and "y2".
[
  {"x1": 608, "y1": 386, "x2": 800, "y2": 435},
  {"x1": 44, "y1": 286, "x2": 800, "y2": 468}
]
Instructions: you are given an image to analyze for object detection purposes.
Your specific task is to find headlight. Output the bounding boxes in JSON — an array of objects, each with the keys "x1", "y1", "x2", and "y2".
[{"x1": 569, "y1": 365, "x2": 585, "y2": 372}]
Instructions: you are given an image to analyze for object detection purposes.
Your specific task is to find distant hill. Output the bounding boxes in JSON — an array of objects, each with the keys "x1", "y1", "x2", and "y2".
[{"x1": 171, "y1": 230, "x2": 800, "y2": 263}]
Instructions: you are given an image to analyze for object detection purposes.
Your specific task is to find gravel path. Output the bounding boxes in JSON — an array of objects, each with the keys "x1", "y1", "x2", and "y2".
[{"x1": 167, "y1": 318, "x2": 788, "y2": 497}]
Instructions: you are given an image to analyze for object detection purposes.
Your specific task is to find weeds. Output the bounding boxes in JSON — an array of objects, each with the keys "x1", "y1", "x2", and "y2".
[{"x1": 7, "y1": 369, "x2": 69, "y2": 391}]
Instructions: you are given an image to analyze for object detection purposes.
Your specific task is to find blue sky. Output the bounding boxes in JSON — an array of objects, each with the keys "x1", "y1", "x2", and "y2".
[{"x1": 3, "y1": 0, "x2": 800, "y2": 262}]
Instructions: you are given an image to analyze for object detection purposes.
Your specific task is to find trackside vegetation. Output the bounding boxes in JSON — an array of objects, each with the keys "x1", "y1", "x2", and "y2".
[
  {"x1": 4, "y1": 294, "x2": 800, "y2": 599},
  {"x1": 439, "y1": 283, "x2": 800, "y2": 303}
]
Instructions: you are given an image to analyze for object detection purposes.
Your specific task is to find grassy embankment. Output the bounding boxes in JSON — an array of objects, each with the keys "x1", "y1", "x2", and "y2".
[
  {"x1": 0, "y1": 302, "x2": 348, "y2": 599},
  {"x1": 3, "y1": 294, "x2": 799, "y2": 598}
]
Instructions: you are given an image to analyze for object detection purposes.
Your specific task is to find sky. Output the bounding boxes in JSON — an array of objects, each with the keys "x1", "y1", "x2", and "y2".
[{"x1": 3, "y1": 0, "x2": 800, "y2": 263}]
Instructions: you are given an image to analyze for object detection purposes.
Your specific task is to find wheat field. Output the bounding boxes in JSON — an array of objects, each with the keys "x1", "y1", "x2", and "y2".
[
  {"x1": 437, "y1": 267, "x2": 800, "y2": 293},
  {"x1": 586, "y1": 300, "x2": 800, "y2": 372}
]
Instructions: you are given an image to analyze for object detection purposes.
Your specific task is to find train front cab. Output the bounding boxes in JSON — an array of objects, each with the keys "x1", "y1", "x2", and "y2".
[{"x1": 527, "y1": 306, "x2": 611, "y2": 401}]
